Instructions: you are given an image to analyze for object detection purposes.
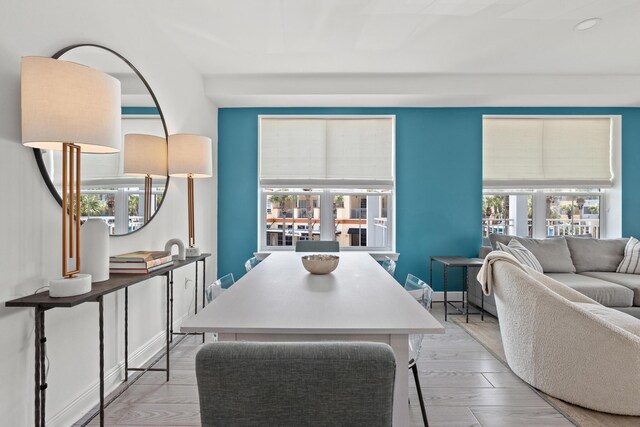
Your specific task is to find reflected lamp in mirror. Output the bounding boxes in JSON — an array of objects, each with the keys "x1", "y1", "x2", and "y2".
[
  {"x1": 21, "y1": 56, "x2": 121, "y2": 297},
  {"x1": 168, "y1": 134, "x2": 213, "y2": 257},
  {"x1": 124, "y1": 134, "x2": 168, "y2": 223}
]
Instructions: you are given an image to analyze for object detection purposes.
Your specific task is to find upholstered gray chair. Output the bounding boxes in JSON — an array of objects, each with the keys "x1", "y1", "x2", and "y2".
[
  {"x1": 295, "y1": 240, "x2": 340, "y2": 252},
  {"x1": 196, "y1": 341, "x2": 396, "y2": 426}
]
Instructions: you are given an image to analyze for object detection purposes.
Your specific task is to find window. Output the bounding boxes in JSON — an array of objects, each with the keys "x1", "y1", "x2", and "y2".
[
  {"x1": 482, "y1": 190, "x2": 602, "y2": 238},
  {"x1": 482, "y1": 116, "x2": 617, "y2": 239},
  {"x1": 259, "y1": 116, "x2": 395, "y2": 251}
]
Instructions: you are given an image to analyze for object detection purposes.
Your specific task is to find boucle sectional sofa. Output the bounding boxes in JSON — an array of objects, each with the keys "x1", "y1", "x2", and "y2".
[{"x1": 468, "y1": 235, "x2": 640, "y2": 319}]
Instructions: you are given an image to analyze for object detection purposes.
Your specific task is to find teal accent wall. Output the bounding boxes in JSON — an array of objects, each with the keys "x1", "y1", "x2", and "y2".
[{"x1": 218, "y1": 107, "x2": 640, "y2": 291}]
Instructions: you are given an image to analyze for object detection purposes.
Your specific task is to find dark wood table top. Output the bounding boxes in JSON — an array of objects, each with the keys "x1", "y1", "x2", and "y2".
[
  {"x1": 431, "y1": 256, "x2": 484, "y2": 267},
  {"x1": 5, "y1": 254, "x2": 211, "y2": 309}
]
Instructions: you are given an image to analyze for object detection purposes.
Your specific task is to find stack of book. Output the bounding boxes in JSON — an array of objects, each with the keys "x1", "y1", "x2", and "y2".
[{"x1": 110, "y1": 251, "x2": 174, "y2": 274}]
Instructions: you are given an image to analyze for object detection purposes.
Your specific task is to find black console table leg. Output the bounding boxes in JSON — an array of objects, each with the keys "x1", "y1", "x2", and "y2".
[
  {"x1": 98, "y1": 296, "x2": 105, "y2": 427},
  {"x1": 35, "y1": 306, "x2": 47, "y2": 427},
  {"x1": 200, "y1": 260, "x2": 205, "y2": 343},
  {"x1": 194, "y1": 262, "x2": 198, "y2": 316},
  {"x1": 169, "y1": 270, "x2": 174, "y2": 343},
  {"x1": 124, "y1": 287, "x2": 128, "y2": 381},
  {"x1": 165, "y1": 272, "x2": 170, "y2": 382},
  {"x1": 34, "y1": 306, "x2": 41, "y2": 427}
]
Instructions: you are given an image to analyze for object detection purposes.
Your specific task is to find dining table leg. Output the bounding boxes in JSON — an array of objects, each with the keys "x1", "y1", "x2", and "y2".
[{"x1": 389, "y1": 334, "x2": 409, "y2": 427}]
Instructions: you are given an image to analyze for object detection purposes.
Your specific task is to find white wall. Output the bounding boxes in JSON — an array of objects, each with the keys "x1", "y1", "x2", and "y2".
[{"x1": 0, "y1": 1, "x2": 217, "y2": 425}]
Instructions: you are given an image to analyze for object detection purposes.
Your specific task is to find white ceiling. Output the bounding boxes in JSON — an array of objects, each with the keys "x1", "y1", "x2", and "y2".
[{"x1": 8, "y1": 0, "x2": 640, "y2": 107}]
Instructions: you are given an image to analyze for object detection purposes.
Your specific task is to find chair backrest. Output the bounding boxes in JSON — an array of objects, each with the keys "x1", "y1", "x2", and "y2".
[
  {"x1": 205, "y1": 273, "x2": 235, "y2": 304},
  {"x1": 196, "y1": 341, "x2": 396, "y2": 426},
  {"x1": 404, "y1": 273, "x2": 434, "y2": 310},
  {"x1": 295, "y1": 240, "x2": 340, "y2": 252},
  {"x1": 404, "y1": 273, "x2": 434, "y2": 363},
  {"x1": 381, "y1": 256, "x2": 397, "y2": 277},
  {"x1": 244, "y1": 256, "x2": 259, "y2": 273}
]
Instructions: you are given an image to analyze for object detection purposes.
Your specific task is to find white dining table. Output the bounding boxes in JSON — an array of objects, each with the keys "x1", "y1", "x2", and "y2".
[{"x1": 181, "y1": 252, "x2": 445, "y2": 426}]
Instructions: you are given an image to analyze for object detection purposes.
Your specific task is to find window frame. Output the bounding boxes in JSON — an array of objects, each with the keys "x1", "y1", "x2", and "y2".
[
  {"x1": 257, "y1": 115, "x2": 396, "y2": 253},
  {"x1": 482, "y1": 189, "x2": 605, "y2": 239}
]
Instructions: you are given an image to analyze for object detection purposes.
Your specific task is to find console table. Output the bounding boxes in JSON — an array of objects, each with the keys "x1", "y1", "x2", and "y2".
[
  {"x1": 430, "y1": 256, "x2": 484, "y2": 322},
  {"x1": 5, "y1": 253, "x2": 210, "y2": 427}
]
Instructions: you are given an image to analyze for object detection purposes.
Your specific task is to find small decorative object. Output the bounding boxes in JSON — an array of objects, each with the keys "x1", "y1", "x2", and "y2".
[
  {"x1": 165, "y1": 238, "x2": 186, "y2": 261},
  {"x1": 168, "y1": 134, "x2": 213, "y2": 257},
  {"x1": 80, "y1": 219, "x2": 110, "y2": 282},
  {"x1": 301, "y1": 254, "x2": 340, "y2": 275}
]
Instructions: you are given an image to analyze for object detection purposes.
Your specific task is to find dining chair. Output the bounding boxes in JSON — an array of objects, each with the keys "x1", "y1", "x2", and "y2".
[
  {"x1": 381, "y1": 256, "x2": 397, "y2": 277},
  {"x1": 294, "y1": 240, "x2": 340, "y2": 252},
  {"x1": 404, "y1": 273, "x2": 434, "y2": 426},
  {"x1": 205, "y1": 273, "x2": 235, "y2": 304},
  {"x1": 244, "y1": 256, "x2": 260, "y2": 273},
  {"x1": 196, "y1": 341, "x2": 396, "y2": 426}
]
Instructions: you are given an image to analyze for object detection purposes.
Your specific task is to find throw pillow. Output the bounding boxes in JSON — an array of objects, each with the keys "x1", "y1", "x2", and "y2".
[
  {"x1": 496, "y1": 239, "x2": 544, "y2": 273},
  {"x1": 617, "y1": 237, "x2": 640, "y2": 274}
]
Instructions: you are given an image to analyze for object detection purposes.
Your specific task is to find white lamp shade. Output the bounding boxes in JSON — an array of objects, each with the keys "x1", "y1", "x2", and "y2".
[
  {"x1": 21, "y1": 56, "x2": 122, "y2": 153},
  {"x1": 124, "y1": 134, "x2": 168, "y2": 177},
  {"x1": 168, "y1": 134, "x2": 213, "y2": 178}
]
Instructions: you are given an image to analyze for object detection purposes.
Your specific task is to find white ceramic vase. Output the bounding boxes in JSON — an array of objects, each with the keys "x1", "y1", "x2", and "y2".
[{"x1": 80, "y1": 218, "x2": 110, "y2": 282}]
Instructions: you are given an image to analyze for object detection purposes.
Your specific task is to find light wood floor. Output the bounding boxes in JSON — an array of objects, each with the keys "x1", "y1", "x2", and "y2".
[{"x1": 79, "y1": 305, "x2": 574, "y2": 426}]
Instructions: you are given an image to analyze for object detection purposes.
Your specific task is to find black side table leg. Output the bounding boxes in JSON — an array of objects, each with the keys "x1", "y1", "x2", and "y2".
[
  {"x1": 444, "y1": 265, "x2": 448, "y2": 322},
  {"x1": 464, "y1": 267, "x2": 469, "y2": 323},
  {"x1": 429, "y1": 258, "x2": 433, "y2": 310}
]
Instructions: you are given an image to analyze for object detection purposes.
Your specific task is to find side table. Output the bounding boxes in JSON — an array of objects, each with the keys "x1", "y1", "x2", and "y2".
[{"x1": 430, "y1": 256, "x2": 484, "y2": 322}]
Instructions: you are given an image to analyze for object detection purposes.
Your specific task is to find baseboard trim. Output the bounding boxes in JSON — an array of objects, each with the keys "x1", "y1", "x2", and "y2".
[
  {"x1": 432, "y1": 291, "x2": 463, "y2": 302},
  {"x1": 48, "y1": 312, "x2": 189, "y2": 427}
]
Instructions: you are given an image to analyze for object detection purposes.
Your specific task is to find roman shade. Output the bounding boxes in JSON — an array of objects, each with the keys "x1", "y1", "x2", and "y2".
[
  {"x1": 259, "y1": 117, "x2": 394, "y2": 188},
  {"x1": 483, "y1": 117, "x2": 613, "y2": 188}
]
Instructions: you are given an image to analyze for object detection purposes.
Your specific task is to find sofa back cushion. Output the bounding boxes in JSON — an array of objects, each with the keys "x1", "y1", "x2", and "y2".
[
  {"x1": 489, "y1": 235, "x2": 575, "y2": 273},
  {"x1": 565, "y1": 236, "x2": 628, "y2": 273},
  {"x1": 496, "y1": 240, "x2": 543, "y2": 273}
]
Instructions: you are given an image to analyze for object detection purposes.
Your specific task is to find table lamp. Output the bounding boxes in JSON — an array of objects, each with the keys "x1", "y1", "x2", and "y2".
[
  {"x1": 124, "y1": 134, "x2": 168, "y2": 223},
  {"x1": 22, "y1": 56, "x2": 121, "y2": 297},
  {"x1": 168, "y1": 134, "x2": 212, "y2": 257}
]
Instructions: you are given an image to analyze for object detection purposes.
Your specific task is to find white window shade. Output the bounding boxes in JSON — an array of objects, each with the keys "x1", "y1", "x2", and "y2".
[
  {"x1": 483, "y1": 117, "x2": 612, "y2": 188},
  {"x1": 260, "y1": 117, "x2": 394, "y2": 188}
]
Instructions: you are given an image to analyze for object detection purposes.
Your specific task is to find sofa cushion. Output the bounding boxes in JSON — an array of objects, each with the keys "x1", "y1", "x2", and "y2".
[
  {"x1": 489, "y1": 235, "x2": 575, "y2": 273},
  {"x1": 581, "y1": 272, "x2": 640, "y2": 306},
  {"x1": 546, "y1": 273, "x2": 634, "y2": 307},
  {"x1": 565, "y1": 236, "x2": 628, "y2": 273},
  {"x1": 574, "y1": 302, "x2": 640, "y2": 336},
  {"x1": 617, "y1": 236, "x2": 640, "y2": 274},
  {"x1": 496, "y1": 240, "x2": 543, "y2": 272}
]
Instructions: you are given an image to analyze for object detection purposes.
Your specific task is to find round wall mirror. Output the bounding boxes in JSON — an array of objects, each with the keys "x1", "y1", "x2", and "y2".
[{"x1": 34, "y1": 44, "x2": 169, "y2": 235}]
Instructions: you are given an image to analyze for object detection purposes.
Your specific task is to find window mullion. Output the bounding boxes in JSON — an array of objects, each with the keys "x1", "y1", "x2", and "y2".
[{"x1": 320, "y1": 189, "x2": 334, "y2": 241}]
